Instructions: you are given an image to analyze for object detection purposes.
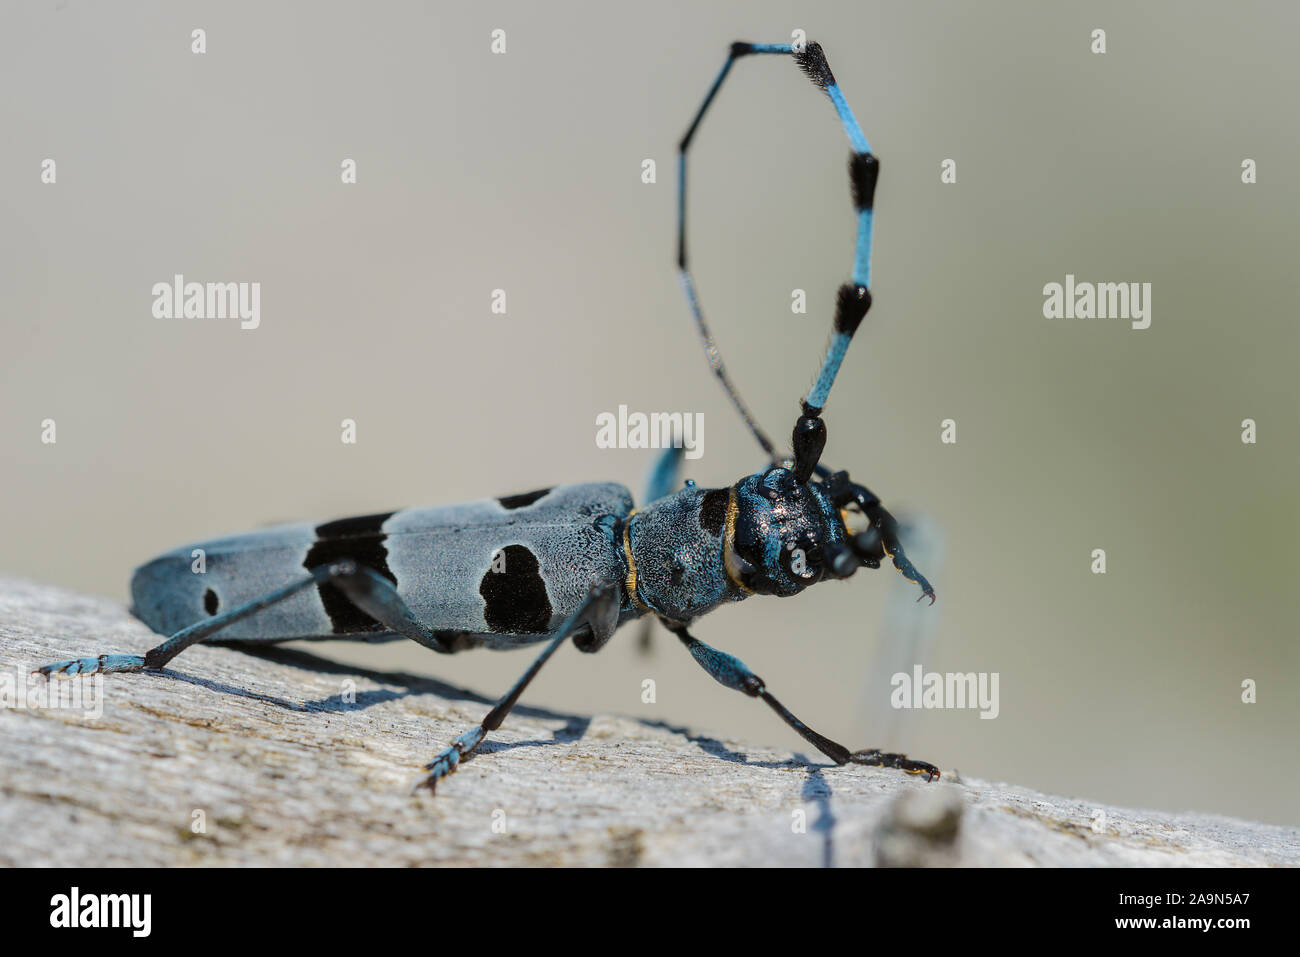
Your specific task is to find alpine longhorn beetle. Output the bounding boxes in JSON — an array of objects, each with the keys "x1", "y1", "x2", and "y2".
[{"x1": 37, "y1": 41, "x2": 940, "y2": 790}]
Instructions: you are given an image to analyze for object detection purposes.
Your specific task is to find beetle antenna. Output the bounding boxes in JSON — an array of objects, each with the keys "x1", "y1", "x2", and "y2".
[{"x1": 677, "y1": 42, "x2": 878, "y2": 480}]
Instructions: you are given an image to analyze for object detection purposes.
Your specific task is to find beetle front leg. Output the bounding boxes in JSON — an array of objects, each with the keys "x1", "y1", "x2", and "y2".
[
  {"x1": 826, "y1": 473, "x2": 936, "y2": 604},
  {"x1": 667, "y1": 624, "x2": 940, "y2": 781},
  {"x1": 850, "y1": 748, "x2": 942, "y2": 775}
]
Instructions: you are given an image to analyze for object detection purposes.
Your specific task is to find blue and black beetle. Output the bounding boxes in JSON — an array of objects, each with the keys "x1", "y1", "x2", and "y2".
[{"x1": 38, "y1": 41, "x2": 939, "y2": 789}]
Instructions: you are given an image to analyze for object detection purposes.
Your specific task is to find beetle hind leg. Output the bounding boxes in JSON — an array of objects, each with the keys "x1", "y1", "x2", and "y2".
[
  {"x1": 33, "y1": 569, "x2": 333, "y2": 679},
  {"x1": 36, "y1": 653, "x2": 147, "y2": 677},
  {"x1": 34, "y1": 558, "x2": 456, "y2": 680}
]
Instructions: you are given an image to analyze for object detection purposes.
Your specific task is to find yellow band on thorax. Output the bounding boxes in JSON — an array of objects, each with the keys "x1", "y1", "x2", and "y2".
[
  {"x1": 723, "y1": 488, "x2": 755, "y2": 595},
  {"x1": 623, "y1": 510, "x2": 650, "y2": 612}
]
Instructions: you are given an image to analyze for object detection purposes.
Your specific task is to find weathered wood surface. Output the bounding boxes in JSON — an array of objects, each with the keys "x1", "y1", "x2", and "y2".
[{"x1": 1, "y1": 575, "x2": 1296, "y2": 867}]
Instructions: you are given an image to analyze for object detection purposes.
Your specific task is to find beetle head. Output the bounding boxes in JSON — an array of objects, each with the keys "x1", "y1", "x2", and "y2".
[{"x1": 725, "y1": 467, "x2": 850, "y2": 596}]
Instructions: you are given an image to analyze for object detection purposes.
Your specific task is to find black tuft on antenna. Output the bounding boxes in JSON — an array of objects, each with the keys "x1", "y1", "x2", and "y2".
[{"x1": 794, "y1": 42, "x2": 835, "y2": 90}]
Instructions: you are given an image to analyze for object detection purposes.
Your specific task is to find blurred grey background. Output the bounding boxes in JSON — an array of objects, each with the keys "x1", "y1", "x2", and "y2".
[{"x1": 2, "y1": 1, "x2": 1296, "y2": 825}]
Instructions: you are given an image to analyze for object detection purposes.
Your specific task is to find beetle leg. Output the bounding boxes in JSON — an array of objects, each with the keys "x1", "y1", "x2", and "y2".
[
  {"x1": 35, "y1": 567, "x2": 336, "y2": 677},
  {"x1": 850, "y1": 748, "x2": 942, "y2": 778},
  {"x1": 829, "y1": 475, "x2": 936, "y2": 604},
  {"x1": 859, "y1": 502, "x2": 936, "y2": 605},
  {"x1": 420, "y1": 582, "x2": 622, "y2": 793},
  {"x1": 643, "y1": 443, "x2": 685, "y2": 505},
  {"x1": 666, "y1": 623, "x2": 940, "y2": 781},
  {"x1": 324, "y1": 561, "x2": 458, "y2": 654},
  {"x1": 35, "y1": 559, "x2": 457, "y2": 679}
]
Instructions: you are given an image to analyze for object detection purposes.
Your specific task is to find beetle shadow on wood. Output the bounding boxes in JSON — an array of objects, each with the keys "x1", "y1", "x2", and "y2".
[
  {"x1": 195, "y1": 640, "x2": 847, "y2": 831},
  {"x1": 215, "y1": 641, "x2": 585, "y2": 724}
]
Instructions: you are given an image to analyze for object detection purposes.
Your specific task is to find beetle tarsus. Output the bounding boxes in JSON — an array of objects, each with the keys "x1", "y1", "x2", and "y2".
[
  {"x1": 34, "y1": 653, "x2": 147, "y2": 677},
  {"x1": 851, "y1": 748, "x2": 941, "y2": 782}
]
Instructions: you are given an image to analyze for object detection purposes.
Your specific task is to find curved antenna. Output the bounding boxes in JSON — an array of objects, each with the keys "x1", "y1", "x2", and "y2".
[{"x1": 676, "y1": 41, "x2": 880, "y2": 479}]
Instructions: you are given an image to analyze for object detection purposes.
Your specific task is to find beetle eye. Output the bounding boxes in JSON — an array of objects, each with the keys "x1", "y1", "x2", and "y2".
[{"x1": 783, "y1": 536, "x2": 822, "y2": 581}]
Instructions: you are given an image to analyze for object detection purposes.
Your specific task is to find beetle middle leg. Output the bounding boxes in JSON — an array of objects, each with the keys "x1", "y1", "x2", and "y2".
[
  {"x1": 421, "y1": 582, "x2": 621, "y2": 792},
  {"x1": 643, "y1": 443, "x2": 685, "y2": 505},
  {"x1": 667, "y1": 623, "x2": 940, "y2": 780}
]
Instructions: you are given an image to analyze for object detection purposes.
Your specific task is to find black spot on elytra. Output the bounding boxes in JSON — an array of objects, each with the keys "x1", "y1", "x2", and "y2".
[
  {"x1": 699, "y1": 488, "x2": 729, "y2": 536},
  {"x1": 303, "y1": 511, "x2": 397, "y2": 633},
  {"x1": 498, "y1": 488, "x2": 550, "y2": 510},
  {"x1": 203, "y1": 588, "x2": 219, "y2": 615},
  {"x1": 479, "y1": 544, "x2": 552, "y2": 634}
]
